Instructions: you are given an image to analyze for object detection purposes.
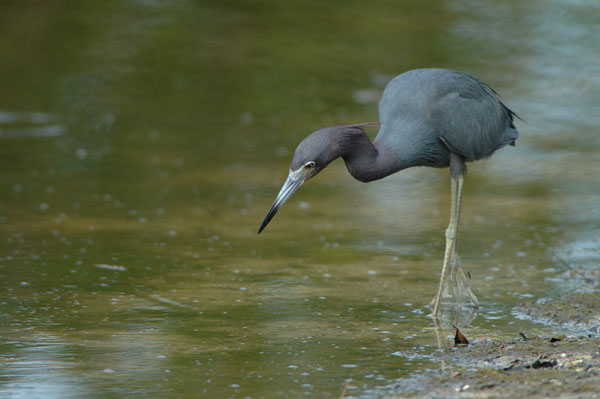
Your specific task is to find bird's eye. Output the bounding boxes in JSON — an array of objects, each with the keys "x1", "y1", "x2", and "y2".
[{"x1": 304, "y1": 161, "x2": 315, "y2": 169}]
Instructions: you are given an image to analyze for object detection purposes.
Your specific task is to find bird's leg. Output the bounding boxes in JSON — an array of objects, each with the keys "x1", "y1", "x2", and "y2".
[
  {"x1": 430, "y1": 175, "x2": 459, "y2": 316},
  {"x1": 448, "y1": 170, "x2": 479, "y2": 309},
  {"x1": 448, "y1": 171, "x2": 465, "y2": 309},
  {"x1": 431, "y1": 153, "x2": 480, "y2": 316}
]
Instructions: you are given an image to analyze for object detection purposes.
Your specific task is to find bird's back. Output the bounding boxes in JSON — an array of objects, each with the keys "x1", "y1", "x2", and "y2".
[{"x1": 374, "y1": 68, "x2": 518, "y2": 169}]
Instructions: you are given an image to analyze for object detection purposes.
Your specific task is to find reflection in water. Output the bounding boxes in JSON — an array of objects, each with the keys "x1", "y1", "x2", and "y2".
[
  {"x1": 1, "y1": 335, "x2": 89, "y2": 399},
  {"x1": 0, "y1": 0, "x2": 599, "y2": 398},
  {"x1": 0, "y1": 111, "x2": 66, "y2": 138}
]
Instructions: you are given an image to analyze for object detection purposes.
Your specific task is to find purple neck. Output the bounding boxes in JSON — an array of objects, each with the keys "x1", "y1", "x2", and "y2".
[{"x1": 337, "y1": 127, "x2": 407, "y2": 182}]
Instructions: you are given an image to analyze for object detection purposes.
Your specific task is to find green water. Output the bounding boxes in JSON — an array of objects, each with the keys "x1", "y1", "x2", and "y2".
[{"x1": 1, "y1": 1, "x2": 599, "y2": 398}]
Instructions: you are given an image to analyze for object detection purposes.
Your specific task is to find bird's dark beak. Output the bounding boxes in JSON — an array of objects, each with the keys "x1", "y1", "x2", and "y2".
[{"x1": 258, "y1": 171, "x2": 308, "y2": 234}]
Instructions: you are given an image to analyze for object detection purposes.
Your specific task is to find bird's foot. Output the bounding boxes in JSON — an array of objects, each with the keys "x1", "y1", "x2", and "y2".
[
  {"x1": 428, "y1": 264, "x2": 478, "y2": 317},
  {"x1": 450, "y1": 264, "x2": 479, "y2": 309}
]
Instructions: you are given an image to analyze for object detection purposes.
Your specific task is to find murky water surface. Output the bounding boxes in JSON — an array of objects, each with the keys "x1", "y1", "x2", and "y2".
[{"x1": 1, "y1": 1, "x2": 599, "y2": 398}]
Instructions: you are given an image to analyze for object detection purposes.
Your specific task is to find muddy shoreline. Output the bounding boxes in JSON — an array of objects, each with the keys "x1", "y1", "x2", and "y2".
[{"x1": 383, "y1": 292, "x2": 600, "y2": 398}]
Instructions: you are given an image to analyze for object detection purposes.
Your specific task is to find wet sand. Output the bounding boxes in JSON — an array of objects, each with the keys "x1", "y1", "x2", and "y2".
[{"x1": 382, "y1": 292, "x2": 600, "y2": 398}]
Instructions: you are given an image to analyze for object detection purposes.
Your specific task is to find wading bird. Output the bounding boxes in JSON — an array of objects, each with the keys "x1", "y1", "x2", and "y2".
[{"x1": 258, "y1": 68, "x2": 519, "y2": 316}]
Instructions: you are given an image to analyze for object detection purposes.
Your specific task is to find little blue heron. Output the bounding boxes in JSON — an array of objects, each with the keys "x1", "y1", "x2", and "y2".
[{"x1": 258, "y1": 68, "x2": 519, "y2": 316}]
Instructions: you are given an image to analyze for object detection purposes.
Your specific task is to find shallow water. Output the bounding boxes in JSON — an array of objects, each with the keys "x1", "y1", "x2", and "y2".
[{"x1": 1, "y1": 0, "x2": 599, "y2": 398}]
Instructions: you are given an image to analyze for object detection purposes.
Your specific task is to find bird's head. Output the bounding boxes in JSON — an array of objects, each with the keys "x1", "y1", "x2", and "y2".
[
  {"x1": 258, "y1": 123, "x2": 378, "y2": 234},
  {"x1": 257, "y1": 128, "x2": 342, "y2": 234}
]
